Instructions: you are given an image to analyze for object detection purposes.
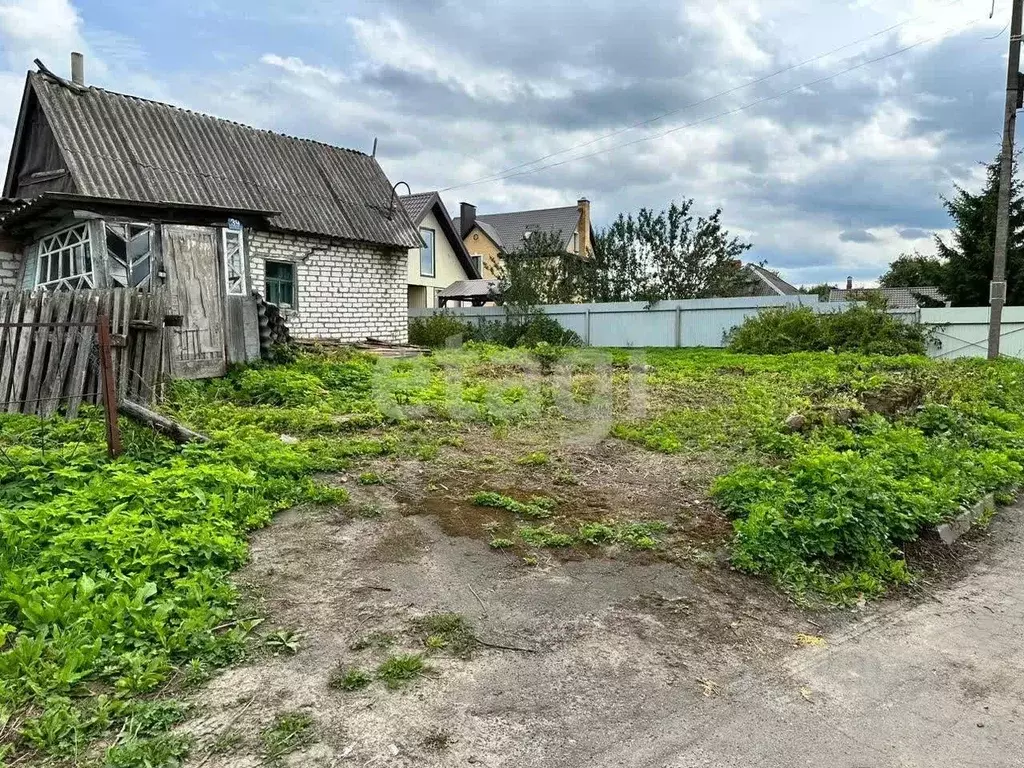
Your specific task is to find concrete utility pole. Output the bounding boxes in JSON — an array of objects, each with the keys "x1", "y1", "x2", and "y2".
[{"x1": 989, "y1": 0, "x2": 1024, "y2": 359}]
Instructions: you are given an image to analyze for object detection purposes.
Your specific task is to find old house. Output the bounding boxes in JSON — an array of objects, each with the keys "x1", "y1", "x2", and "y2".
[
  {"x1": 399, "y1": 191, "x2": 479, "y2": 308},
  {"x1": 0, "y1": 57, "x2": 420, "y2": 379}
]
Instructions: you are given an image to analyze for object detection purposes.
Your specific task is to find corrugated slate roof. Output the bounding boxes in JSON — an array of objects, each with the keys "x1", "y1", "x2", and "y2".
[
  {"x1": 746, "y1": 264, "x2": 799, "y2": 296},
  {"x1": 454, "y1": 205, "x2": 581, "y2": 252},
  {"x1": 828, "y1": 286, "x2": 947, "y2": 308},
  {"x1": 24, "y1": 72, "x2": 420, "y2": 249}
]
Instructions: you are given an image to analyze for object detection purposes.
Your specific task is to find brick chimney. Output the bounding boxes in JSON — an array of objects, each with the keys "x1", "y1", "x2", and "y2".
[
  {"x1": 71, "y1": 52, "x2": 84, "y2": 85},
  {"x1": 576, "y1": 198, "x2": 591, "y2": 257},
  {"x1": 846, "y1": 275, "x2": 853, "y2": 290},
  {"x1": 459, "y1": 202, "x2": 476, "y2": 240}
]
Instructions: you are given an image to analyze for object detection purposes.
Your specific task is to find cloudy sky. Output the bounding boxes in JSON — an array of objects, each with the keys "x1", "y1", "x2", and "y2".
[{"x1": 0, "y1": 0, "x2": 1011, "y2": 285}]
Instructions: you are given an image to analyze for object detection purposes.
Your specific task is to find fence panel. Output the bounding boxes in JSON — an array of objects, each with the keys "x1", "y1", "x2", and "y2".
[
  {"x1": 0, "y1": 289, "x2": 167, "y2": 415},
  {"x1": 410, "y1": 295, "x2": 846, "y2": 348},
  {"x1": 921, "y1": 306, "x2": 1024, "y2": 360}
]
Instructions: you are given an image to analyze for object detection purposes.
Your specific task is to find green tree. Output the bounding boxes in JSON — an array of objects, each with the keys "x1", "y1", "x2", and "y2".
[
  {"x1": 879, "y1": 253, "x2": 948, "y2": 288},
  {"x1": 590, "y1": 200, "x2": 752, "y2": 303},
  {"x1": 497, "y1": 230, "x2": 585, "y2": 308},
  {"x1": 935, "y1": 154, "x2": 1024, "y2": 305},
  {"x1": 798, "y1": 283, "x2": 834, "y2": 300}
]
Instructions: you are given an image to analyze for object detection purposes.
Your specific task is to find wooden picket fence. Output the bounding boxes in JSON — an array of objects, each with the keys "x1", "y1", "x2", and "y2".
[{"x1": 0, "y1": 289, "x2": 167, "y2": 416}]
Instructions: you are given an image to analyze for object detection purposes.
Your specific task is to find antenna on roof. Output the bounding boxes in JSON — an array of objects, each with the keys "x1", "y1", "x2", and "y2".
[{"x1": 371, "y1": 137, "x2": 378, "y2": 157}]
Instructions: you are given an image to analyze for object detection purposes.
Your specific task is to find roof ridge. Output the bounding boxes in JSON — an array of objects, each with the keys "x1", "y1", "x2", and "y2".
[
  {"x1": 476, "y1": 203, "x2": 579, "y2": 218},
  {"x1": 31, "y1": 70, "x2": 369, "y2": 158}
]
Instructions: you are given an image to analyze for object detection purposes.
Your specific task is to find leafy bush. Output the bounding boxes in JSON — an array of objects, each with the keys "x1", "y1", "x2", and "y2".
[
  {"x1": 235, "y1": 368, "x2": 328, "y2": 406},
  {"x1": 409, "y1": 314, "x2": 477, "y2": 348},
  {"x1": 727, "y1": 305, "x2": 927, "y2": 356},
  {"x1": 409, "y1": 312, "x2": 581, "y2": 349}
]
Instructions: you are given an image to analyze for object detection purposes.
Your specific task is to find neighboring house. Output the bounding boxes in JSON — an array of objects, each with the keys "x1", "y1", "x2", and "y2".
[
  {"x1": 0, "y1": 57, "x2": 420, "y2": 378},
  {"x1": 399, "y1": 191, "x2": 479, "y2": 308},
  {"x1": 737, "y1": 263, "x2": 800, "y2": 297},
  {"x1": 828, "y1": 278, "x2": 948, "y2": 308},
  {"x1": 452, "y1": 199, "x2": 595, "y2": 279}
]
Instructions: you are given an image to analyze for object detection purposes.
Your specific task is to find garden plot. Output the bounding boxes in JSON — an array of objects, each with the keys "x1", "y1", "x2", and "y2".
[{"x1": 3, "y1": 345, "x2": 1024, "y2": 766}]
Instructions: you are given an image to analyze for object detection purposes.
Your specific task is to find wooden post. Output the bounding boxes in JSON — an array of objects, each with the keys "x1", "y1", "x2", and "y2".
[{"x1": 97, "y1": 312, "x2": 122, "y2": 458}]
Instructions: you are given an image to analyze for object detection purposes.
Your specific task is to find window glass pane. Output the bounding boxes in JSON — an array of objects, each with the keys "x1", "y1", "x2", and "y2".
[
  {"x1": 265, "y1": 261, "x2": 294, "y2": 307},
  {"x1": 420, "y1": 229, "x2": 435, "y2": 276}
]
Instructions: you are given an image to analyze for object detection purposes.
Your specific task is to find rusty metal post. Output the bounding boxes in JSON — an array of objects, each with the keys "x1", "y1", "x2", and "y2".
[{"x1": 97, "y1": 312, "x2": 122, "y2": 458}]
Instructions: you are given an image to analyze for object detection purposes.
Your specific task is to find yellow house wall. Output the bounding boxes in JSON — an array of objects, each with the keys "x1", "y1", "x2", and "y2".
[
  {"x1": 407, "y1": 209, "x2": 472, "y2": 307},
  {"x1": 463, "y1": 226, "x2": 503, "y2": 279}
]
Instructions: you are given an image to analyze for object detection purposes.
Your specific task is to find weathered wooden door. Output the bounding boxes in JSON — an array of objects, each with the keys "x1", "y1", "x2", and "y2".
[{"x1": 161, "y1": 225, "x2": 227, "y2": 379}]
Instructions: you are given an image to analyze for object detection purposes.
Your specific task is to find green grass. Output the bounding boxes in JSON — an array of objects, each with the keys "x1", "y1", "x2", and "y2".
[
  {"x1": 261, "y1": 711, "x2": 316, "y2": 764},
  {"x1": 376, "y1": 654, "x2": 430, "y2": 689},
  {"x1": 412, "y1": 613, "x2": 478, "y2": 659},
  {"x1": 328, "y1": 664, "x2": 373, "y2": 691},
  {"x1": 516, "y1": 451, "x2": 551, "y2": 466}
]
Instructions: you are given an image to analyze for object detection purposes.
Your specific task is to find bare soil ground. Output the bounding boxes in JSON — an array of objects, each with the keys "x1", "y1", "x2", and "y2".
[{"x1": 179, "y1": 427, "x2": 1019, "y2": 767}]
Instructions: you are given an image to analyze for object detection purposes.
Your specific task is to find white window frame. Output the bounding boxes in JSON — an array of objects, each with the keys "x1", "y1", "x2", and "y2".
[
  {"x1": 35, "y1": 223, "x2": 94, "y2": 290},
  {"x1": 222, "y1": 227, "x2": 246, "y2": 296},
  {"x1": 471, "y1": 254, "x2": 482, "y2": 276},
  {"x1": 419, "y1": 227, "x2": 436, "y2": 278}
]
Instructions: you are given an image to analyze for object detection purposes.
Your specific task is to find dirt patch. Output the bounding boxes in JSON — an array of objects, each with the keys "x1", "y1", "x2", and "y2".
[{"x1": 375, "y1": 427, "x2": 733, "y2": 564}]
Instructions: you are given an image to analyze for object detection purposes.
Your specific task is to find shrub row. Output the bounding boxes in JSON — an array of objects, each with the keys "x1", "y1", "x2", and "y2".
[
  {"x1": 727, "y1": 304, "x2": 928, "y2": 356},
  {"x1": 409, "y1": 312, "x2": 581, "y2": 349}
]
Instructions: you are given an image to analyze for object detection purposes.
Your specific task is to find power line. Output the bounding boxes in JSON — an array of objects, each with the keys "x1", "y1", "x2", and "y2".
[
  {"x1": 441, "y1": 15, "x2": 982, "y2": 192},
  {"x1": 440, "y1": 0, "x2": 968, "y2": 192}
]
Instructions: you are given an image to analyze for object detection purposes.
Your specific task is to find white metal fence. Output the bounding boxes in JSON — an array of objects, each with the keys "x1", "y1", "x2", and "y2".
[
  {"x1": 410, "y1": 295, "x2": 851, "y2": 348},
  {"x1": 410, "y1": 299, "x2": 1024, "y2": 360},
  {"x1": 922, "y1": 306, "x2": 1024, "y2": 360}
]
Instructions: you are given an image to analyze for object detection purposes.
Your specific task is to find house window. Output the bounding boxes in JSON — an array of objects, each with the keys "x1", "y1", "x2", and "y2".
[
  {"x1": 420, "y1": 227, "x2": 435, "y2": 277},
  {"x1": 35, "y1": 223, "x2": 93, "y2": 290},
  {"x1": 265, "y1": 260, "x2": 295, "y2": 307},
  {"x1": 106, "y1": 222, "x2": 154, "y2": 289},
  {"x1": 471, "y1": 254, "x2": 482, "y2": 275},
  {"x1": 222, "y1": 228, "x2": 246, "y2": 296}
]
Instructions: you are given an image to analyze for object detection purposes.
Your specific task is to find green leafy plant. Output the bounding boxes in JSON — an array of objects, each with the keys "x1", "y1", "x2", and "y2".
[
  {"x1": 264, "y1": 629, "x2": 302, "y2": 655},
  {"x1": 518, "y1": 525, "x2": 575, "y2": 548},
  {"x1": 489, "y1": 537, "x2": 515, "y2": 549},
  {"x1": 470, "y1": 491, "x2": 556, "y2": 519}
]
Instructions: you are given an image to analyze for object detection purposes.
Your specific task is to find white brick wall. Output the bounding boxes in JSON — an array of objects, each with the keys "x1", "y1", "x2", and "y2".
[
  {"x1": 248, "y1": 231, "x2": 408, "y2": 344},
  {"x1": 0, "y1": 246, "x2": 21, "y2": 291}
]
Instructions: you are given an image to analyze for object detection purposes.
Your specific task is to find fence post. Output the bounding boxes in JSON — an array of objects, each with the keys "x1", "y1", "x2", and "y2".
[
  {"x1": 675, "y1": 306, "x2": 682, "y2": 348},
  {"x1": 585, "y1": 308, "x2": 592, "y2": 346},
  {"x1": 97, "y1": 312, "x2": 122, "y2": 458}
]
